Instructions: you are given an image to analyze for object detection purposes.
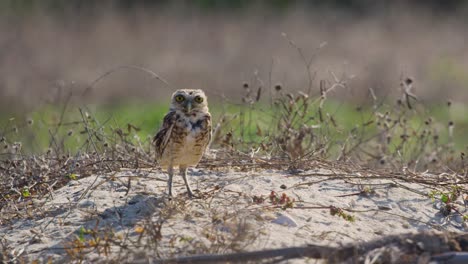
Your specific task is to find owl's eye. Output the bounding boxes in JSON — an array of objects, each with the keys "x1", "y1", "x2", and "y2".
[
  {"x1": 174, "y1": 95, "x2": 185, "y2": 102},
  {"x1": 194, "y1": 96, "x2": 204, "y2": 103}
]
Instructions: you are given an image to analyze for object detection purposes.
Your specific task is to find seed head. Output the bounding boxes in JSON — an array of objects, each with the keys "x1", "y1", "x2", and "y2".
[
  {"x1": 67, "y1": 130, "x2": 73, "y2": 136},
  {"x1": 27, "y1": 118, "x2": 33, "y2": 125},
  {"x1": 404, "y1": 77, "x2": 413, "y2": 85},
  {"x1": 13, "y1": 142, "x2": 22, "y2": 151},
  {"x1": 243, "y1": 82, "x2": 249, "y2": 89},
  {"x1": 448, "y1": 121, "x2": 454, "y2": 127},
  {"x1": 400, "y1": 134, "x2": 409, "y2": 141},
  {"x1": 298, "y1": 91, "x2": 308, "y2": 100},
  {"x1": 447, "y1": 101, "x2": 452, "y2": 107},
  {"x1": 425, "y1": 117, "x2": 432, "y2": 125},
  {"x1": 274, "y1": 83, "x2": 282, "y2": 91}
]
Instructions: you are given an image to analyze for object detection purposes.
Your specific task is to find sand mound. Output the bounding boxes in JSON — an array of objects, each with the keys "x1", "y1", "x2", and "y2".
[{"x1": 2, "y1": 167, "x2": 467, "y2": 263}]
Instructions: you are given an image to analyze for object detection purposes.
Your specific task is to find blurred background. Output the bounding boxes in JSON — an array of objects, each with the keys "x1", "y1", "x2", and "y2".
[{"x1": 1, "y1": 0, "x2": 468, "y2": 112}]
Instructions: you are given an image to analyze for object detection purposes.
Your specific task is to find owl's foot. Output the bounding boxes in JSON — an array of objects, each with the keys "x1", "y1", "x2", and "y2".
[{"x1": 187, "y1": 189, "x2": 195, "y2": 198}]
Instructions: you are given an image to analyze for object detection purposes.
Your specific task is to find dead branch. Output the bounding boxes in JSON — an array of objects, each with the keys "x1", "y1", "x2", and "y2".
[{"x1": 141, "y1": 232, "x2": 468, "y2": 264}]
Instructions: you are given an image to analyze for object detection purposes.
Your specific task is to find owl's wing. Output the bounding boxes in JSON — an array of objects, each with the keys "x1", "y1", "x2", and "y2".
[
  {"x1": 153, "y1": 111, "x2": 177, "y2": 159},
  {"x1": 205, "y1": 113, "x2": 212, "y2": 147}
]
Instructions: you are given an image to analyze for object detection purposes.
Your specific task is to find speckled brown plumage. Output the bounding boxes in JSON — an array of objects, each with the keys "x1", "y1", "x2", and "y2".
[{"x1": 153, "y1": 89, "x2": 211, "y2": 197}]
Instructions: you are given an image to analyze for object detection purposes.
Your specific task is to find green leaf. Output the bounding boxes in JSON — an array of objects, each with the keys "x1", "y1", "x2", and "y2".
[
  {"x1": 78, "y1": 226, "x2": 86, "y2": 242},
  {"x1": 441, "y1": 194, "x2": 449, "y2": 203},
  {"x1": 22, "y1": 187, "x2": 31, "y2": 198}
]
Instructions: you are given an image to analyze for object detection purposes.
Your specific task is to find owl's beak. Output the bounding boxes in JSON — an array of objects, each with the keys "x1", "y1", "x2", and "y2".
[{"x1": 186, "y1": 102, "x2": 192, "y2": 113}]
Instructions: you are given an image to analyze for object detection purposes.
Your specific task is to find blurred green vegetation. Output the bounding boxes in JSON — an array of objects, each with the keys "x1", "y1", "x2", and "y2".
[{"x1": 1, "y1": 99, "x2": 465, "y2": 155}]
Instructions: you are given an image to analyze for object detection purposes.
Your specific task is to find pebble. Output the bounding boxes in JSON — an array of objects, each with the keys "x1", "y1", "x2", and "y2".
[
  {"x1": 271, "y1": 213, "x2": 298, "y2": 227},
  {"x1": 68, "y1": 181, "x2": 79, "y2": 187},
  {"x1": 453, "y1": 214, "x2": 464, "y2": 224},
  {"x1": 78, "y1": 200, "x2": 95, "y2": 208},
  {"x1": 115, "y1": 186, "x2": 128, "y2": 193},
  {"x1": 262, "y1": 213, "x2": 276, "y2": 221},
  {"x1": 377, "y1": 203, "x2": 393, "y2": 211},
  {"x1": 433, "y1": 201, "x2": 442, "y2": 210}
]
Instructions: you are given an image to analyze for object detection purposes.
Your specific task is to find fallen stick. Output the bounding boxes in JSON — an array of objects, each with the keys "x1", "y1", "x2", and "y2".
[
  {"x1": 139, "y1": 245, "x2": 336, "y2": 264},
  {"x1": 136, "y1": 232, "x2": 468, "y2": 264}
]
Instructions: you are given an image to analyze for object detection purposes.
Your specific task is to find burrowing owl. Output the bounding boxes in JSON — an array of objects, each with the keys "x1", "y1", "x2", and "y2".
[{"x1": 153, "y1": 89, "x2": 211, "y2": 197}]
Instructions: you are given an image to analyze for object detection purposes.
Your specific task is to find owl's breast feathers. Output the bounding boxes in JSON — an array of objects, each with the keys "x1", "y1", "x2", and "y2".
[{"x1": 154, "y1": 111, "x2": 211, "y2": 167}]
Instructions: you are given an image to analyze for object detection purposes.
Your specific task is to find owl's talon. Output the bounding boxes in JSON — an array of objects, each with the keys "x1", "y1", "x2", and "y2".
[{"x1": 187, "y1": 192, "x2": 199, "y2": 199}]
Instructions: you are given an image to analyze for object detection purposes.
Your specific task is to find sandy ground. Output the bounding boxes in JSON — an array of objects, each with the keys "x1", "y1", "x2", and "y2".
[{"x1": 1, "y1": 167, "x2": 467, "y2": 263}]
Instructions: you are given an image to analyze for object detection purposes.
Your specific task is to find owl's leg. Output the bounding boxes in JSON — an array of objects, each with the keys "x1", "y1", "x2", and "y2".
[
  {"x1": 180, "y1": 166, "x2": 194, "y2": 197},
  {"x1": 167, "y1": 166, "x2": 174, "y2": 197}
]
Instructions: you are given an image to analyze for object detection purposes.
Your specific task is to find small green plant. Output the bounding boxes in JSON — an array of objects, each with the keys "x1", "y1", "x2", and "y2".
[
  {"x1": 428, "y1": 185, "x2": 462, "y2": 204},
  {"x1": 77, "y1": 226, "x2": 90, "y2": 242},
  {"x1": 21, "y1": 187, "x2": 31, "y2": 198},
  {"x1": 250, "y1": 192, "x2": 296, "y2": 209},
  {"x1": 252, "y1": 195, "x2": 265, "y2": 204},
  {"x1": 269, "y1": 191, "x2": 295, "y2": 210},
  {"x1": 65, "y1": 225, "x2": 120, "y2": 260},
  {"x1": 68, "y1": 173, "x2": 78, "y2": 180},
  {"x1": 428, "y1": 185, "x2": 467, "y2": 220},
  {"x1": 329, "y1": 206, "x2": 355, "y2": 222}
]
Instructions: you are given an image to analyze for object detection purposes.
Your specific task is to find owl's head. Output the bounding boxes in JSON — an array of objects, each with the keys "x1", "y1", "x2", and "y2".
[{"x1": 170, "y1": 89, "x2": 209, "y2": 114}]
